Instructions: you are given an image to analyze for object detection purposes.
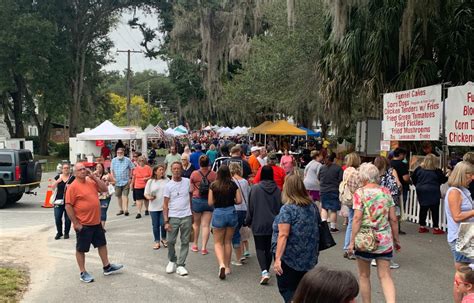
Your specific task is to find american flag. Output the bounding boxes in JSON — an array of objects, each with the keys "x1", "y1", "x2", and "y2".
[{"x1": 153, "y1": 125, "x2": 165, "y2": 138}]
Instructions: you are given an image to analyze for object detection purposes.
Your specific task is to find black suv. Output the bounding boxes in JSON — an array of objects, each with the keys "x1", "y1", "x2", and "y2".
[{"x1": 0, "y1": 149, "x2": 42, "y2": 208}]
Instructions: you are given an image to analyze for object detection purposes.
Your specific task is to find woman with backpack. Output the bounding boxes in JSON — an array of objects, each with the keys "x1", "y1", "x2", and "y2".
[
  {"x1": 412, "y1": 154, "x2": 448, "y2": 234},
  {"x1": 190, "y1": 155, "x2": 217, "y2": 254},
  {"x1": 209, "y1": 165, "x2": 242, "y2": 279}
]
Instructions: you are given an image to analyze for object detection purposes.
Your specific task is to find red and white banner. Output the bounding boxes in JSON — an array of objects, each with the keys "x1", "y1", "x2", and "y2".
[
  {"x1": 446, "y1": 82, "x2": 474, "y2": 146},
  {"x1": 383, "y1": 84, "x2": 442, "y2": 141}
]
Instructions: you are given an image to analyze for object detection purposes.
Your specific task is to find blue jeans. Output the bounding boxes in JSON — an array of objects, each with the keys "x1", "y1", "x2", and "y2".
[
  {"x1": 232, "y1": 210, "x2": 247, "y2": 247},
  {"x1": 343, "y1": 208, "x2": 354, "y2": 251},
  {"x1": 54, "y1": 204, "x2": 71, "y2": 235},
  {"x1": 100, "y1": 197, "x2": 111, "y2": 222},
  {"x1": 150, "y1": 211, "x2": 167, "y2": 242}
]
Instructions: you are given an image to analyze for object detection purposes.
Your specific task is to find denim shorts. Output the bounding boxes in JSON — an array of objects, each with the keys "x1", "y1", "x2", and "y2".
[
  {"x1": 212, "y1": 206, "x2": 238, "y2": 229},
  {"x1": 355, "y1": 250, "x2": 393, "y2": 262},
  {"x1": 232, "y1": 210, "x2": 247, "y2": 247},
  {"x1": 192, "y1": 197, "x2": 214, "y2": 213},
  {"x1": 321, "y1": 191, "x2": 341, "y2": 211},
  {"x1": 449, "y1": 240, "x2": 473, "y2": 264}
]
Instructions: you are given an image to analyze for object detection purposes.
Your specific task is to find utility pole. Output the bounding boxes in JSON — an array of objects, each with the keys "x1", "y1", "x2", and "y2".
[{"x1": 117, "y1": 49, "x2": 142, "y2": 125}]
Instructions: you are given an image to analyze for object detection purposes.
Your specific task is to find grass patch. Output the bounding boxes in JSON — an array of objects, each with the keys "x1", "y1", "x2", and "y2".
[
  {"x1": 34, "y1": 154, "x2": 64, "y2": 173},
  {"x1": 0, "y1": 267, "x2": 28, "y2": 303}
]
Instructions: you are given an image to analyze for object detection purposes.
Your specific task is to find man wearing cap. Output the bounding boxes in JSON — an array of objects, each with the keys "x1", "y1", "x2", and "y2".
[
  {"x1": 224, "y1": 146, "x2": 252, "y2": 180},
  {"x1": 190, "y1": 144, "x2": 204, "y2": 170},
  {"x1": 253, "y1": 153, "x2": 286, "y2": 190},
  {"x1": 249, "y1": 146, "x2": 262, "y2": 176}
]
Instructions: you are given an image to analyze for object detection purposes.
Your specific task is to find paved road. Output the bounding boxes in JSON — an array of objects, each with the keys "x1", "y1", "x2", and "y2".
[{"x1": 0, "y1": 172, "x2": 455, "y2": 302}]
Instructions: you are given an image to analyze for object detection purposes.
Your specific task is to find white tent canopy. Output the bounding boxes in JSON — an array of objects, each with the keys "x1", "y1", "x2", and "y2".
[
  {"x1": 143, "y1": 124, "x2": 162, "y2": 138},
  {"x1": 77, "y1": 120, "x2": 136, "y2": 140}
]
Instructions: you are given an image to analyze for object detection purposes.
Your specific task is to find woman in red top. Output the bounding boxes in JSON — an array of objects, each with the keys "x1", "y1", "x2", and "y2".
[{"x1": 131, "y1": 156, "x2": 152, "y2": 219}]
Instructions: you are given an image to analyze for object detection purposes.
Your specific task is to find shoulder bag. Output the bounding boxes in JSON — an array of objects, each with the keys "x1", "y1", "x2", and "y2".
[
  {"x1": 314, "y1": 204, "x2": 336, "y2": 251},
  {"x1": 354, "y1": 189, "x2": 379, "y2": 252},
  {"x1": 339, "y1": 168, "x2": 355, "y2": 206},
  {"x1": 53, "y1": 175, "x2": 73, "y2": 206},
  {"x1": 455, "y1": 189, "x2": 474, "y2": 258}
]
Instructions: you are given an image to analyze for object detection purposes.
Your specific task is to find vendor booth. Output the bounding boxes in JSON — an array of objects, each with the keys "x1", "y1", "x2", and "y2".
[{"x1": 71, "y1": 120, "x2": 137, "y2": 164}]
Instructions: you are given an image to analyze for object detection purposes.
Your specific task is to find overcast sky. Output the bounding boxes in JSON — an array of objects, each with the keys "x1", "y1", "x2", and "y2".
[{"x1": 105, "y1": 10, "x2": 168, "y2": 74}]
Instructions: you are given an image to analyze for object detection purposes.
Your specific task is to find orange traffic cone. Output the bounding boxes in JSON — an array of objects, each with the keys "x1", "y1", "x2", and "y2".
[{"x1": 42, "y1": 178, "x2": 54, "y2": 208}]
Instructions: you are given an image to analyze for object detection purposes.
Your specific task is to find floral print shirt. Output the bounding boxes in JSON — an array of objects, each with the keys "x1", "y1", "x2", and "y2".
[
  {"x1": 272, "y1": 203, "x2": 319, "y2": 271},
  {"x1": 353, "y1": 187, "x2": 395, "y2": 254}
]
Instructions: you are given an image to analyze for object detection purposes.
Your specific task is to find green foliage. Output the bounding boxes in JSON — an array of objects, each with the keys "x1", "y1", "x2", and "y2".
[
  {"x1": 220, "y1": 0, "x2": 324, "y2": 127},
  {"x1": 109, "y1": 93, "x2": 163, "y2": 128},
  {"x1": 56, "y1": 143, "x2": 69, "y2": 158},
  {"x1": 318, "y1": 0, "x2": 474, "y2": 135}
]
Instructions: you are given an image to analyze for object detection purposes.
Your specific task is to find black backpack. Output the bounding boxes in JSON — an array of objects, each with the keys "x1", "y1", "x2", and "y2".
[{"x1": 198, "y1": 171, "x2": 211, "y2": 197}]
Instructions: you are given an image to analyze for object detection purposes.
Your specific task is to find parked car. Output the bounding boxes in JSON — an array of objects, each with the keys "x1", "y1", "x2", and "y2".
[{"x1": 0, "y1": 149, "x2": 42, "y2": 208}]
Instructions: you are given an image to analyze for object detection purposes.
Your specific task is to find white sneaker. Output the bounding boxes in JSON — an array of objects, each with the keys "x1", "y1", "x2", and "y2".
[
  {"x1": 371, "y1": 259, "x2": 377, "y2": 267},
  {"x1": 176, "y1": 266, "x2": 189, "y2": 276},
  {"x1": 390, "y1": 261, "x2": 400, "y2": 269},
  {"x1": 166, "y1": 262, "x2": 176, "y2": 274}
]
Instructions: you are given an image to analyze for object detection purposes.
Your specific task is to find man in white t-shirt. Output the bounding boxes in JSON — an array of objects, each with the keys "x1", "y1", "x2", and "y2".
[{"x1": 163, "y1": 161, "x2": 192, "y2": 276}]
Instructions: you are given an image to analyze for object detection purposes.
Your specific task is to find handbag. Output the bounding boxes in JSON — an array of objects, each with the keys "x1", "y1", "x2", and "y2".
[
  {"x1": 107, "y1": 184, "x2": 115, "y2": 195},
  {"x1": 456, "y1": 223, "x2": 474, "y2": 259},
  {"x1": 354, "y1": 189, "x2": 379, "y2": 252},
  {"x1": 50, "y1": 189, "x2": 60, "y2": 205},
  {"x1": 314, "y1": 204, "x2": 336, "y2": 251}
]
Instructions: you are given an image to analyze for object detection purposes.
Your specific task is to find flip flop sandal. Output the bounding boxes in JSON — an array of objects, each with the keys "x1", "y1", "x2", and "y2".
[
  {"x1": 161, "y1": 240, "x2": 168, "y2": 248},
  {"x1": 153, "y1": 243, "x2": 161, "y2": 250}
]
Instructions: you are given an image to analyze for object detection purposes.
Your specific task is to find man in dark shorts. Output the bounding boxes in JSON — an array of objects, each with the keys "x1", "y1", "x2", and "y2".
[{"x1": 66, "y1": 162, "x2": 124, "y2": 283}]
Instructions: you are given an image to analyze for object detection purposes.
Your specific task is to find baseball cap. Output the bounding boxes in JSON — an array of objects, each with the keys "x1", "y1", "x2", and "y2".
[
  {"x1": 268, "y1": 153, "x2": 278, "y2": 160},
  {"x1": 251, "y1": 146, "x2": 261, "y2": 152}
]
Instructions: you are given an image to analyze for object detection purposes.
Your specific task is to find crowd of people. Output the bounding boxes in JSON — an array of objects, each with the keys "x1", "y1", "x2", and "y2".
[{"x1": 51, "y1": 138, "x2": 474, "y2": 303}]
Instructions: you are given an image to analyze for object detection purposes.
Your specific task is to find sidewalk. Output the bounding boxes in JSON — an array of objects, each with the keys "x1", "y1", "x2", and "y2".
[{"x1": 0, "y1": 173, "x2": 455, "y2": 303}]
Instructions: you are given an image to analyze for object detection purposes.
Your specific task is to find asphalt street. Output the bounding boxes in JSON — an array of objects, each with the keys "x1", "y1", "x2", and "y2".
[{"x1": 0, "y1": 171, "x2": 455, "y2": 303}]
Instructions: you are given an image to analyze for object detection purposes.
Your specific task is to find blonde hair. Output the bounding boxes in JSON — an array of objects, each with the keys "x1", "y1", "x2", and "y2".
[
  {"x1": 138, "y1": 155, "x2": 147, "y2": 164},
  {"x1": 463, "y1": 152, "x2": 474, "y2": 165},
  {"x1": 420, "y1": 154, "x2": 439, "y2": 170},
  {"x1": 345, "y1": 152, "x2": 361, "y2": 168},
  {"x1": 448, "y1": 161, "x2": 474, "y2": 188},
  {"x1": 282, "y1": 174, "x2": 312, "y2": 206},
  {"x1": 229, "y1": 162, "x2": 242, "y2": 177}
]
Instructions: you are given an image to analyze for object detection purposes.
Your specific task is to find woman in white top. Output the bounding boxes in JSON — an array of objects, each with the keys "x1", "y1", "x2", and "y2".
[
  {"x1": 303, "y1": 150, "x2": 323, "y2": 202},
  {"x1": 229, "y1": 162, "x2": 251, "y2": 266},
  {"x1": 145, "y1": 164, "x2": 170, "y2": 250}
]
